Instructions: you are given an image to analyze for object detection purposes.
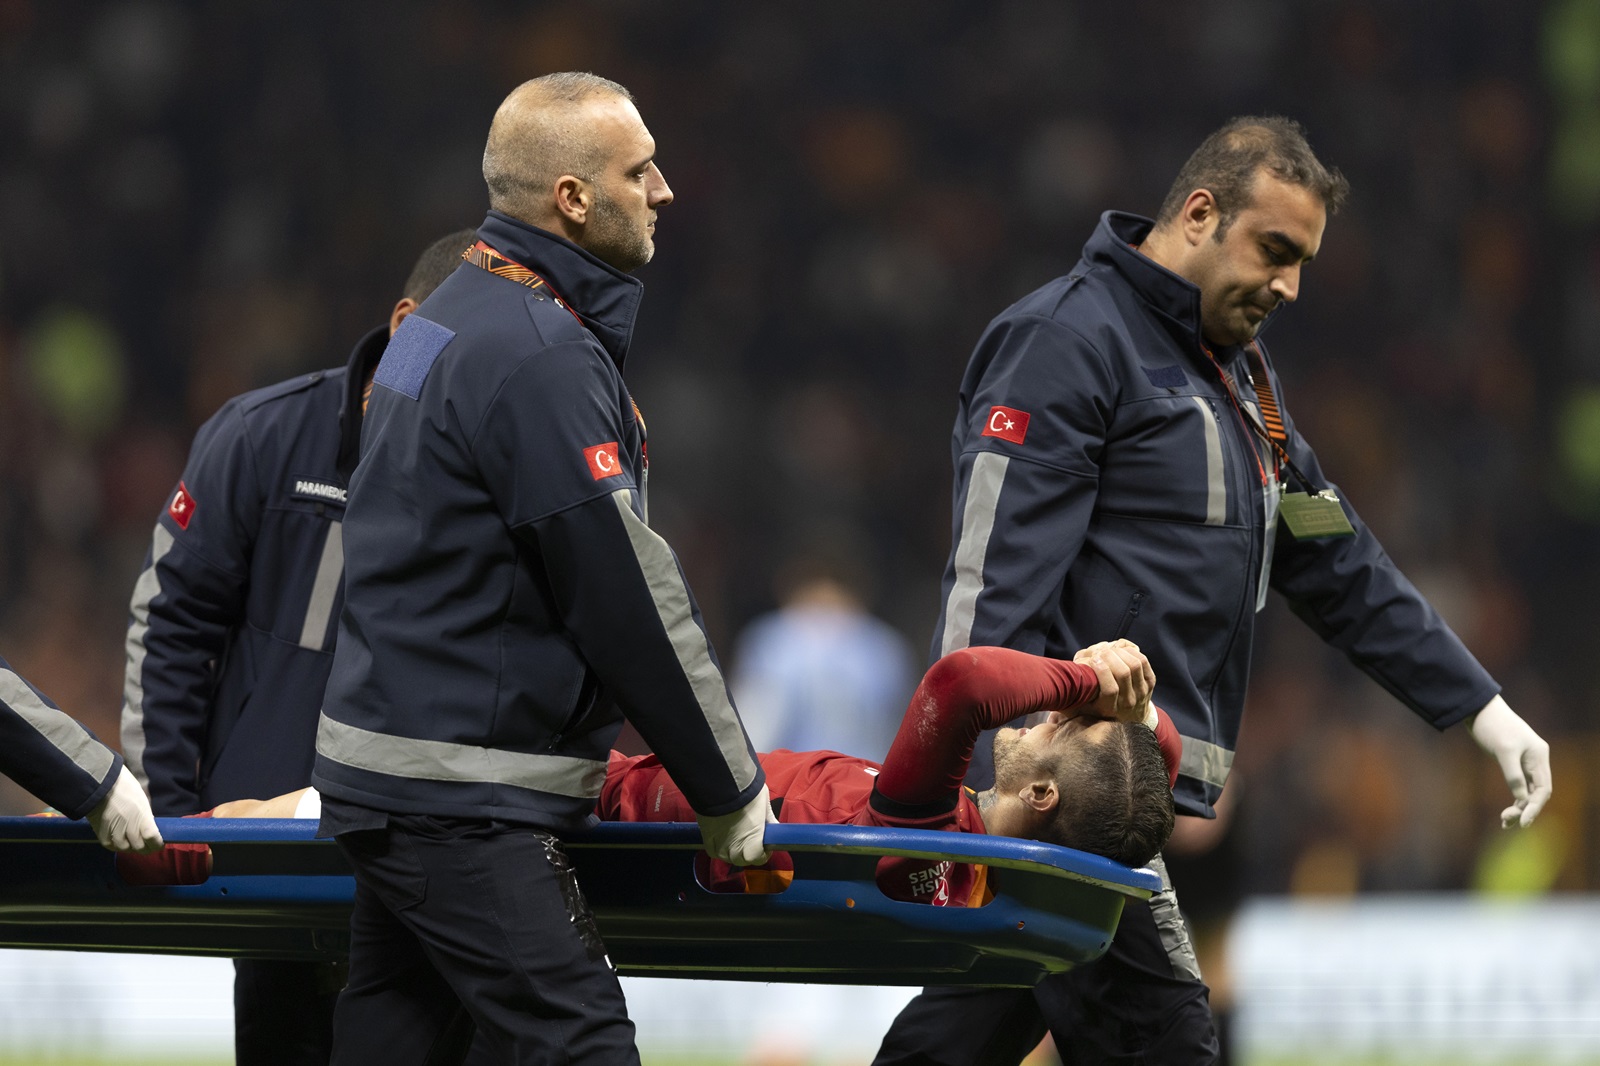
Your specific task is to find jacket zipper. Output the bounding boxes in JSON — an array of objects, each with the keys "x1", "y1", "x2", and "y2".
[
  {"x1": 1203, "y1": 354, "x2": 1261, "y2": 726},
  {"x1": 1115, "y1": 591, "x2": 1146, "y2": 640}
]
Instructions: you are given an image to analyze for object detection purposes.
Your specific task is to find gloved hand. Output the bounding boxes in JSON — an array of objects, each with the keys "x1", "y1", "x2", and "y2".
[
  {"x1": 697, "y1": 784, "x2": 775, "y2": 867},
  {"x1": 1469, "y1": 695, "x2": 1552, "y2": 829},
  {"x1": 85, "y1": 766, "x2": 164, "y2": 853}
]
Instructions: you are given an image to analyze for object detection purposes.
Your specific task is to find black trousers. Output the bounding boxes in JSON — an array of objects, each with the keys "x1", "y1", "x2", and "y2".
[
  {"x1": 329, "y1": 816, "x2": 638, "y2": 1066},
  {"x1": 873, "y1": 856, "x2": 1218, "y2": 1066},
  {"x1": 234, "y1": 958, "x2": 342, "y2": 1066}
]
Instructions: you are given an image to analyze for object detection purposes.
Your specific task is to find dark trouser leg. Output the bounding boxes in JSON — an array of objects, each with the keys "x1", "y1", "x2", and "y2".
[
  {"x1": 234, "y1": 959, "x2": 343, "y2": 1066},
  {"x1": 331, "y1": 848, "x2": 473, "y2": 1066},
  {"x1": 872, "y1": 987, "x2": 1047, "y2": 1066},
  {"x1": 874, "y1": 855, "x2": 1218, "y2": 1066},
  {"x1": 1039, "y1": 855, "x2": 1218, "y2": 1065},
  {"x1": 332, "y1": 818, "x2": 638, "y2": 1066}
]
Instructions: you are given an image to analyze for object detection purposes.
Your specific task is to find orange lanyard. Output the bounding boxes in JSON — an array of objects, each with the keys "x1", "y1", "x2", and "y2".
[
  {"x1": 462, "y1": 240, "x2": 585, "y2": 328},
  {"x1": 463, "y1": 240, "x2": 647, "y2": 437},
  {"x1": 1202, "y1": 344, "x2": 1317, "y2": 492},
  {"x1": 1202, "y1": 345, "x2": 1273, "y2": 487}
]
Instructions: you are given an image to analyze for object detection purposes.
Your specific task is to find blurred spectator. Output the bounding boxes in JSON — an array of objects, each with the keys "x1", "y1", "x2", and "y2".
[{"x1": 731, "y1": 548, "x2": 916, "y2": 761}]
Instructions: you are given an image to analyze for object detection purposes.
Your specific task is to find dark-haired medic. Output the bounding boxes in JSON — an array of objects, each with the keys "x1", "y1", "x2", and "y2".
[
  {"x1": 877, "y1": 116, "x2": 1552, "y2": 1065},
  {"x1": 120, "y1": 228, "x2": 477, "y2": 1066}
]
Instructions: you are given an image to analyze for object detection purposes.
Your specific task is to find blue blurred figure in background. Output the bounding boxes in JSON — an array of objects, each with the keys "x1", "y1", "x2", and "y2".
[{"x1": 732, "y1": 550, "x2": 916, "y2": 763}]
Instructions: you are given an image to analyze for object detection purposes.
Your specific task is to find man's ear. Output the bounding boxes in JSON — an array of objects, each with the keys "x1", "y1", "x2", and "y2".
[
  {"x1": 1180, "y1": 188, "x2": 1219, "y2": 246},
  {"x1": 553, "y1": 174, "x2": 592, "y2": 226},
  {"x1": 388, "y1": 297, "x2": 418, "y2": 337},
  {"x1": 1020, "y1": 779, "x2": 1059, "y2": 816}
]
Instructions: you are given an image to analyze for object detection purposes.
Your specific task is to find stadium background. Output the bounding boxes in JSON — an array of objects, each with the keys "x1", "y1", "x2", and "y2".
[{"x1": 0, "y1": 1, "x2": 1598, "y2": 1063}]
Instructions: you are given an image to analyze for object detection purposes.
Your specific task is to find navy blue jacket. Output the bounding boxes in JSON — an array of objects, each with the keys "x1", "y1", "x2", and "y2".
[
  {"x1": 933, "y1": 212, "x2": 1498, "y2": 817},
  {"x1": 122, "y1": 329, "x2": 385, "y2": 815},
  {"x1": 2, "y1": 655, "x2": 119, "y2": 818},
  {"x1": 313, "y1": 211, "x2": 765, "y2": 831}
]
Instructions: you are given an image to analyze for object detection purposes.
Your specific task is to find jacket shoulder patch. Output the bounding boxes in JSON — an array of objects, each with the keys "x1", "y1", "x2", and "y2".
[
  {"x1": 374, "y1": 315, "x2": 455, "y2": 400},
  {"x1": 1141, "y1": 365, "x2": 1188, "y2": 389}
]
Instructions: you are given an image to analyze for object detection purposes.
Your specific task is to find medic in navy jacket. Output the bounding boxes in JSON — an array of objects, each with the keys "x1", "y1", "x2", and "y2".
[
  {"x1": 312, "y1": 211, "x2": 765, "y2": 829},
  {"x1": 934, "y1": 211, "x2": 1498, "y2": 819},
  {"x1": 122, "y1": 328, "x2": 384, "y2": 815}
]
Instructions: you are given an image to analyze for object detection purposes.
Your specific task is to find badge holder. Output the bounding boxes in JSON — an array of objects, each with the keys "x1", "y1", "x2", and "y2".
[{"x1": 1278, "y1": 489, "x2": 1355, "y2": 540}]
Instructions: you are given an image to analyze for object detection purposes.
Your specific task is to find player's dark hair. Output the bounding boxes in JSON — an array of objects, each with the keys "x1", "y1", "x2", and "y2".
[
  {"x1": 1155, "y1": 116, "x2": 1349, "y2": 238},
  {"x1": 1041, "y1": 722, "x2": 1175, "y2": 868},
  {"x1": 403, "y1": 229, "x2": 478, "y2": 303}
]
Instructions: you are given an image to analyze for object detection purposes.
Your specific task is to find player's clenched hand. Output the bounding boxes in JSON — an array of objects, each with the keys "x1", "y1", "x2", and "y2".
[
  {"x1": 1073, "y1": 639, "x2": 1155, "y2": 723},
  {"x1": 1469, "y1": 695, "x2": 1552, "y2": 829},
  {"x1": 697, "y1": 784, "x2": 775, "y2": 866}
]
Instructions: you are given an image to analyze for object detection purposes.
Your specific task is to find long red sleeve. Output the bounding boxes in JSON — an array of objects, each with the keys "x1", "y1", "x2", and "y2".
[
  {"x1": 872, "y1": 647, "x2": 1100, "y2": 815},
  {"x1": 1152, "y1": 706, "x2": 1182, "y2": 788}
]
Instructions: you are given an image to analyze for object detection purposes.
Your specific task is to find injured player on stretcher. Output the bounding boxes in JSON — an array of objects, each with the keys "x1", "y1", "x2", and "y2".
[{"x1": 119, "y1": 641, "x2": 1180, "y2": 906}]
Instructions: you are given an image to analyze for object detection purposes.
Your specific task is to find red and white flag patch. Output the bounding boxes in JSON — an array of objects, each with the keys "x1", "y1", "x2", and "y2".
[
  {"x1": 980, "y1": 405, "x2": 1030, "y2": 445},
  {"x1": 168, "y1": 482, "x2": 197, "y2": 530},
  {"x1": 584, "y1": 442, "x2": 623, "y2": 480}
]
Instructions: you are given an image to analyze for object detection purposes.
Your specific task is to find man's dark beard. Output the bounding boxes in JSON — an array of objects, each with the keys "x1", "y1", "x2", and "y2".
[{"x1": 585, "y1": 188, "x2": 652, "y2": 272}]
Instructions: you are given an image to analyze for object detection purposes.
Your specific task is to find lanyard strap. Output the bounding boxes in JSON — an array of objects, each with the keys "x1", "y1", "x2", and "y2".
[
  {"x1": 1202, "y1": 344, "x2": 1320, "y2": 492},
  {"x1": 462, "y1": 240, "x2": 646, "y2": 436},
  {"x1": 1201, "y1": 346, "x2": 1272, "y2": 487},
  {"x1": 462, "y1": 240, "x2": 585, "y2": 328}
]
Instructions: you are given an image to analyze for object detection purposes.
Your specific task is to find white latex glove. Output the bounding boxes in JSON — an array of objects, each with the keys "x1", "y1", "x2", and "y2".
[
  {"x1": 697, "y1": 784, "x2": 775, "y2": 867},
  {"x1": 1469, "y1": 695, "x2": 1552, "y2": 829},
  {"x1": 85, "y1": 766, "x2": 164, "y2": 854}
]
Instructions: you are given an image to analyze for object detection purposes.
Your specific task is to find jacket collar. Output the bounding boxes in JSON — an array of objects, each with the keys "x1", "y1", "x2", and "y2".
[
  {"x1": 475, "y1": 210, "x2": 644, "y2": 368},
  {"x1": 337, "y1": 325, "x2": 389, "y2": 479},
  {"x1": 1085, "y1": 211, "x2": 1286, "y2": 358},
  {"x1": 1084, "y1": 212, "x2": 1211, "y2": 346}
]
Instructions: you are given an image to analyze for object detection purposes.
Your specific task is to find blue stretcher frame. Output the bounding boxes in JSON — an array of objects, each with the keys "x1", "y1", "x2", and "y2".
[{"x1": 0, "y1": 817, "x2": 1161, "y2": 987}]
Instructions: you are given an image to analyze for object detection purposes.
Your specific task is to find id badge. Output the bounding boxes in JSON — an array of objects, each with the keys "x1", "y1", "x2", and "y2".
[{"x1": 1279, "y1": 490, "x2": 1356, "y2": 540}]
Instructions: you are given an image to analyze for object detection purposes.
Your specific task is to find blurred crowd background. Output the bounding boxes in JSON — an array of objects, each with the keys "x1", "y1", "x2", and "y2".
[{"x1": 0, "y1": 0, "x2": 1597, "y2": 1049}]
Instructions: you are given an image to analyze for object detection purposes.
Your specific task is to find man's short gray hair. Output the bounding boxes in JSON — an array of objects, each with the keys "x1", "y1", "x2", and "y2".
[{"x1": 482, "y1": 72, "x2": 636, "y2": 217}]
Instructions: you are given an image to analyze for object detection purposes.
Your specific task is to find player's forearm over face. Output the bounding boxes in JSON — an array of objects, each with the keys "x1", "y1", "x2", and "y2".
[{"x1": 876, "y1": 647, "x2": 1099, "y2": 807}]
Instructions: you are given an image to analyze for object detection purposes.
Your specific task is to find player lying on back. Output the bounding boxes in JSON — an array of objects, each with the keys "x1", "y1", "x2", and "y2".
[
  {"x1": 118, "y1": 641, "x2": 1180, "y2": 905},
  {"x1": 601, "y1": 640, "x2": 1179, "y2": 905}
]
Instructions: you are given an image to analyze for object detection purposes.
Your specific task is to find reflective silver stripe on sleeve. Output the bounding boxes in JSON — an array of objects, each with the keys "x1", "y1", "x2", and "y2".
[
  {"x1": 940, "y1": 450, "x2": 1010, "y2": 657},
  {"x1": 1177, "y1": 734, "x2": 1235, "y2": 788},
  {"x1": 2, "y1": 666, "x2": 115, "y2": 784},
  {"x1": 611, "y1": 488, "x2": 761, "y2": 791},
  {"x1": 299, "y1": 520, "x2": 344, "y2": 649},
  {"x1": 121, "y1": 524, "x2": 176, "y2": 789},
  {"x1": 1145, "y1": 854, "x2": 1203, "y2": 981},
  {"x1": 316, "y1": 714, "x2": 608, "y2": 799},
  {"x1": 1190, "y1": 397, "x2": 1226, "y2": 526}
]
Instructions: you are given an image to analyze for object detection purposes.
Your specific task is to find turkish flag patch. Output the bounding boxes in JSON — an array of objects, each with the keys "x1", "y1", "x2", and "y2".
[
  {"x1": 584, "y1": 442, "x2": 623, "y2": 480},
  {"x1": 980, "y1": 405, "x2": 1030, "y2": 445},
  {"x1": 168, "y1": 481, "x2": 197, "y2": 530}
]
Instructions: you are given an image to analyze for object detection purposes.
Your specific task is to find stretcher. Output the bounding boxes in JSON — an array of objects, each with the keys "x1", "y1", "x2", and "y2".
[{"x1": 0, "y1": 816, "x2": 1160, "y2": 987}]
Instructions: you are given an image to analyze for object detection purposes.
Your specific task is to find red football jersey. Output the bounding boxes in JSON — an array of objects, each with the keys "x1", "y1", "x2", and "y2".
[
  {"x1": 600, "y1": 748, "x2": 988, "y2": 905},
  {"x1": 598, "y1": 647, "x2": 1179, "y2": 907}
]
